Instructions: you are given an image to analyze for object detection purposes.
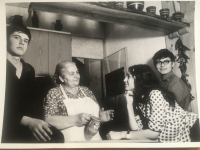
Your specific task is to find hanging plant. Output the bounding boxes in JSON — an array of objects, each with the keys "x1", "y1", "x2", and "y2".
[{"x1": 175, "y1": 37, "x2": 194, "y2": 100}]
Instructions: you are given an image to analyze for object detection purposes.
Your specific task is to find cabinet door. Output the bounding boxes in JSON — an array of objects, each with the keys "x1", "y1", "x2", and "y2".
[
  {"x1": 23, "y1": 29, "x2": 72, "y2": 76},
  {"x1": 49, "y1": 32, "x2": 72, "y2": 76},
  {"x1": 23, "y1": 29, "x2": 49, "y2": 76}
]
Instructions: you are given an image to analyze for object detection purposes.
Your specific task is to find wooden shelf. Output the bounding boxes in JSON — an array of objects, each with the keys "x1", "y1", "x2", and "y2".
[
  {"x1": 7, "y1": 24, "x2": 71, "y2": 35},
  {"x1": 30, "y1": 2, "x2": 189, "y2": 35}
]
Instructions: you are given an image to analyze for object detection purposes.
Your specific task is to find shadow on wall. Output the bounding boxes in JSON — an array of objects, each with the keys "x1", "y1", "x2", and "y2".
[
  {"x1": 26, "y1": 8, "x2": 32, "y2": 26},
  {"x1": 33, "y1": 76, "x2": 55, "y2": 119},
  {"x1": 106, "y1": 23, "x2": 165, "y2": 40},
  {"x1": 147, "y1": 58, "x2": 161, "y2": 80}
]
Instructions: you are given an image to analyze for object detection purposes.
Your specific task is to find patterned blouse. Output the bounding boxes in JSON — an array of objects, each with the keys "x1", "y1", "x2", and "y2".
[
  {"x1": 135, "y1": 90, "x2": 198, "y2": 142},
  {"x1": 43, "y1": 85, "x2": 98, "y2": 117}
]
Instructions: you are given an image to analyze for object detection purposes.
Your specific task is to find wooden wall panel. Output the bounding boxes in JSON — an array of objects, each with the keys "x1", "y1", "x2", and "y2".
[
  {"x1": 60, "y1": 33, "x2": 72, "y2": 62},
  {"x1": 23, "y1": 29, "x2": 49, "y2": 76},
  {"x1": 49, "y1": 32, "x2": 72, "y2": 76},
  {"x1": 23, "y1": 29, "x2": 72, "y2": 77}
]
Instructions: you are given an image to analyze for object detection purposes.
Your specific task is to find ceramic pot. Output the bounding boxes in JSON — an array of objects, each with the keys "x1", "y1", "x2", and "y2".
[
  {"x1": 127, "y1": 1, "x2": 144, "y2": 11},
  {"x1": 159, "y1": 8, "x2": 170, "y2": 18},
  {"x1": 146, "y1": 6, "x2": 156, "y2": 14},
  {"x1": 173, "y1": 12, "x2": 184, "y2": 22},
  {"x1": 114, "y1": 1, "x2": 124, "y2": 8},
  {"x1": 32, "y1": 11, "x2": 39, "y2": 28},
  {"x1": 99, "y1": 2, "x2": 108, "y2": 6},
  {"x1": 54, "y1": 20, "x2": 63, "y2": 31},
  {"x1": 10, "y1": 15, "x2": 23, "y2": 26}
]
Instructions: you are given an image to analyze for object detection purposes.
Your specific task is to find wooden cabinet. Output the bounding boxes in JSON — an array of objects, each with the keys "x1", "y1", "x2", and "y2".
[
  {"x1": 48, "y1": 32, "x2": 71, "y2": 76},
  {"x1": 22, "y1": 28, "x2": 72, "y2": 76}
]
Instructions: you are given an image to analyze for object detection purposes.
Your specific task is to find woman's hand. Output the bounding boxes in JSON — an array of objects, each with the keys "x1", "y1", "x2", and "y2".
[
  {"x1": 21, "y1": 116, "x2": 52, "y2": 142},
  {"x1": 125, "y1": 91, "x2": 134, "y2": 106},
  {"x1": 106, "y1": 131, "x2": 126, "y2": 140},
  {"x1": 99, "y1": 108, "x2": 114, "y2": 122},
  {"x1": 76, "y1": 113, "x2": 91, "y2": 127}
]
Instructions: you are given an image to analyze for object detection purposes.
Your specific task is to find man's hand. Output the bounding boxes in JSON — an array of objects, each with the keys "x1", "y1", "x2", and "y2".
[
  {"x1": 21, "y1": 116, "x2": 52, "y2": 142},
  {"x1": 75, "y1": 113, "x2": 91, "y2": 127},
  {"x1": 99, "y1": 108, "x2": 114, "y2": 122}
]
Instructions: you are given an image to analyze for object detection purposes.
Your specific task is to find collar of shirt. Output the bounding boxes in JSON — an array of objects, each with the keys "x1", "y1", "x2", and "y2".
[
  {"x1": 63, "y1": 85, "x2": 82, "y2": 98},
  {"x1": 7, "y1": 59, "x2": 32, "y2": 77},
  {"x1": 161, "y1": 71, "x2": 174, "y2": 82}
]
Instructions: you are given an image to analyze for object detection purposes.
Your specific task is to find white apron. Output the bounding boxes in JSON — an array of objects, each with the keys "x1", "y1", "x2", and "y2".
[{"x1": 60, "y1": 85, "x2": 101, "y2": 142}]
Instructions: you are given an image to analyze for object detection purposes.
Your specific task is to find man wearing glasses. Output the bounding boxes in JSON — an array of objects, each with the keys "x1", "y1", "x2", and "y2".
[{"x1": 152, "y1": 49, "x2": 191, "y2": 111}]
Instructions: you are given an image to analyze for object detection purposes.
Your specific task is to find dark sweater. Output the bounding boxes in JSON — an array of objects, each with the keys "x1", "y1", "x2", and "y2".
[{"x1": 2, "y1": 59, "x2": 35, "y2": 143}]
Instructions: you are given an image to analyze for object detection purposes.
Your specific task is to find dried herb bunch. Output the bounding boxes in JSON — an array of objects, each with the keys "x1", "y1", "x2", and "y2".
[{"x1": 175, "y1": 37, "x2": 194, "y2": 100}]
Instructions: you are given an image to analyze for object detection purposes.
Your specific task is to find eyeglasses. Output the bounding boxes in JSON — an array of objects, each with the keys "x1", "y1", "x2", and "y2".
[{"x1": 156, "y1": 60, "x2": 171, "y2": 66}]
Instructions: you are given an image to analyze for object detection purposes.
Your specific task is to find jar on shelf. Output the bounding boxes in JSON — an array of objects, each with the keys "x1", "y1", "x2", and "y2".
[
  {"x1": 159, "y1": 8, "x2": 170, "y2": 18},
  {"x1": 146, "y1": 6, "x2": 156, "y2": 14},
  {"x1": 32, "y1": 10, "x2": 39, "y2": 28},
  {"x1": 54, "y1": 20, "x2": 63, "y2": 31},
  {"x1": 10, "y1": 15, "x2": 23, "y2": 26},
  {"x1": 127, "y1": 1, "x2": 144, "y2": 11},
  {"x1": 173, "y1": 12, "x2": 184, "y2": 22},
  {"x1": 114, "y1": 2, "x2": 124, "y2": 8},
  {"x1": 98, "y1": 2, "x2": 108, "y2": 6}
]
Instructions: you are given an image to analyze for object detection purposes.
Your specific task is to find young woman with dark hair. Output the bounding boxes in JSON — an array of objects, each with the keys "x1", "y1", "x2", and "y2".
[{"x1": 107, "y1": 64, "x2": 199, "y2": 142}]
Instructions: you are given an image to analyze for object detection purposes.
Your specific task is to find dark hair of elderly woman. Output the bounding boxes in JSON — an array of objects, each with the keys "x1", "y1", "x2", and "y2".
[
  {"x1": 107, "y1": 64, "x2": 199, "y2": 142},
  {"x1": 43, "y1": 60, "x2": 114, "y2": 142}
]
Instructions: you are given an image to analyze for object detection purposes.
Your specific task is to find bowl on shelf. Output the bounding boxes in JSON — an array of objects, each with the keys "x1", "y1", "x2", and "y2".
[
  {"x1": 127, "y1": 1, "x2": 144, "y2": 11},
  {"x1": 146, "y1": 6, "x2": 156, "y2": 14},
  {"x1": 98, "y1": 2, "x2": 109, "y2": 6},
  {"x1": 159, "y1": 8, "x2": 170, "y2": 18},
  {"x1": 173, "y1": 12, "x2": 184, "y2": 22},
  {"x1": 114, "y1": 1, "x2": 124, "y2": 8}
]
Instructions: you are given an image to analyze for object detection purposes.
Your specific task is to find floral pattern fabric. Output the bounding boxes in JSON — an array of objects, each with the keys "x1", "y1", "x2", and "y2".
[
  {"x1": 43, "y1": 85, "x2": 98, "y2": 117},
  {"x1": 135, "y1": 90, "x2": 198, "y2": 142}
]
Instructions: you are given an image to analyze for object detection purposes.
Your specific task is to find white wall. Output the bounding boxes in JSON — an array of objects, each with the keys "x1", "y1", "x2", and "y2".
[
  {"x1": 105, "y1": 23, "x2": 166, "y2": 75},
  {"x1": 72, "y1": 36, "x2": 103, "y2": 59}
]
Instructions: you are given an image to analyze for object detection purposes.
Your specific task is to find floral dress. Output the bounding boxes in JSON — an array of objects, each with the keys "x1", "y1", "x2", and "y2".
[
  {"x1": 43, "y1": 85, "x2": 98, "y2": 117},
  {"x1": 43, "y1": 85, "x2": 101, "y2": 142},
  {"x1": 135, "y1": 90, "x2": 198, "y2": 142}
]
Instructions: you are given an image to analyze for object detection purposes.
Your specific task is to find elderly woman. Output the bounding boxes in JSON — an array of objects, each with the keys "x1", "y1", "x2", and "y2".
[
  {"x1": 43, "y1": 61, "x2": 114, "y2": 142},
  {"x1": 107, "y1": 64, "x2": 199, "y2": 142}
]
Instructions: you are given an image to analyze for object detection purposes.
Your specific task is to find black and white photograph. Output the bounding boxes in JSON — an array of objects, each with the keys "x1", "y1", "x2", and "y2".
[{"x1": 0, "y1": 0, "x2": 200, "y2": 148}]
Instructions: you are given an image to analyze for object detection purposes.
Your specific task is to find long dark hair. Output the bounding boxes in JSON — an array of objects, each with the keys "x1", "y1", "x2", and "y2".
[{"x1": 128, "y1": 64, "x2": 176, "y2": 129}]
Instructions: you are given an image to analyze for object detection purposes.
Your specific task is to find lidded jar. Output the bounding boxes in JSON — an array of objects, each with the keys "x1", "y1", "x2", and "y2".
[{"x1": 54, "y1": 20, "x2": 63, "y2": 31}]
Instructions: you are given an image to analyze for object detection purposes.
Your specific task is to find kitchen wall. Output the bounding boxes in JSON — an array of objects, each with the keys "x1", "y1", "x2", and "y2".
[
  {"x1": 5, "y1": 3, "x2": 104, "y2": 105},
  {"x1": 5, "y1": 4, "x2": 105, "y2": 39},
  {"x1": 162, "y1": 1, "x2": 198, "y2": 114},
  {"x1": 104, "y1": 2, "x2": 165, "y2": 76},
  {"x1": 88, "y1": 59, "x2": 103, "y2": 107},
  {"x1": 6, "y1": 2, "x2": 198, "y2": 113},
  {"x1": 104, "y1": 1, "x2": 198, "y2": 114},
  {"x1": 104, "y1": 32, "x2": 166, "y2": 79},
  {"x1": 104, "y1": 23, "x2": 166, "y2": 73},
  {"x1": 22, "y1": 29, "x2": 72, "y2": 76}
]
